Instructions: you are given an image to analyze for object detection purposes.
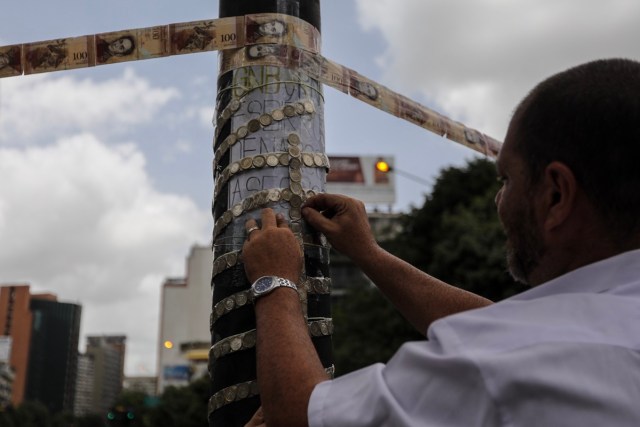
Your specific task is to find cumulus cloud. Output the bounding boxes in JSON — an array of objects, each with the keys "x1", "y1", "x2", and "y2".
[
  {"x1": 0, "y1": 135, "x2": 210, "y2": 373},
  {"x1": 0, "y1": 68, "x2": 179, "y2": 143},
  {"x1": 355, "y1": 0, "x2": 640, "y2": 138}
]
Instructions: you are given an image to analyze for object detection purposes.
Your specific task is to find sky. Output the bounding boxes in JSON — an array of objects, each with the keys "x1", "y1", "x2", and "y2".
[{"x1": 1, "y1": 0, "x2": 639, "y2": 376}]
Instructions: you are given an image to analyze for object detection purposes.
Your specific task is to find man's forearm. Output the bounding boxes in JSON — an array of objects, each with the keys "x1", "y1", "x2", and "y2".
[
  {"x1": 353, "y1": 245, "x2": 493, "y2": 334},
  {"x1": 254, "y1": 288, "x2": 328, "y2": 427}
]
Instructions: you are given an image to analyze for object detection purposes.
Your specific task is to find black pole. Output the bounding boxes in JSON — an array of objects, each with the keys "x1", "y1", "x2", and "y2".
[{"x1": 210, "y1": 2, "x2": 329, "y2": 426}]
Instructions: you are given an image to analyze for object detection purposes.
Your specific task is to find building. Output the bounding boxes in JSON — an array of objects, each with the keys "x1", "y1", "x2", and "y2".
[
  {"x1": 84, "y1": 335, "x2": 126, "y2": 416},
  {"x1": 73, "y1": 353, "x2": 95, "y2": 417},
  {"x1": 157, "y1": 245, "x2": 212, "y2": 394},
  {"x1": 25, "y1": 295, "x2": 82, "y2": 413},
  {"x1": 0, "y1": 285, "x2": 81, "y2": 412}
]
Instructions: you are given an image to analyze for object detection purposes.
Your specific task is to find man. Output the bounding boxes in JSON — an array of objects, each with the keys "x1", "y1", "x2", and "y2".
[
  {"x1": 242, "y1": 58, "x2": 640, "y2": 426},
  {"x1": 96, "y1": 35, "x2": 135, "y2": 63}
]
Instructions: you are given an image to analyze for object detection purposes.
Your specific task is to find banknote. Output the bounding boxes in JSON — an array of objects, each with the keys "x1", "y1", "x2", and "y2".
[
  {"x1": 0, "y1": 45, "x2": 23, "y2": 78},
  {"x1": 95, "y1": 30, "x2": 139, "y2": 65},
  {"x1": 23, "y1": 36, "x2": 95, "y2": 75},
  {"x1": 137, "y1": 26, "x2": 170, "y2": 60},
  {"x1": 170, "y1": 17, "x2": 244, "y2": 55},
  {"x1": 245, "y1": 13, "x2": 320, "y2": 54}
]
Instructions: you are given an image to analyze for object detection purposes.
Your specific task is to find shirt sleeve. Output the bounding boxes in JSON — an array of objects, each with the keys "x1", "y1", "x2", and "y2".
[{"x1": 308, "y1": 340, "x2": 501, "y2": 427}]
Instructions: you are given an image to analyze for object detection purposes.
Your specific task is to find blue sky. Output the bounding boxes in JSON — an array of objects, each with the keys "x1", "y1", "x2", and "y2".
[{"x1": 1, "y1": 0, "x2": 639, "y2": 375}]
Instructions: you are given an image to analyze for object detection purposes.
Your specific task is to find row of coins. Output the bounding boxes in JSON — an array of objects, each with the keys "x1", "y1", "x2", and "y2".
[
  {"x1": 210, "y1": 318, "x2": 334, "y2": 362},
  {"x1": 213, "y1": 149, "x2": 329, "y2": 198},
  {"x1": 213, "y1": 99, "x2": 316, "y2": 159},
  {"x1": 210, "y1": 277, "x2": 332, "y2": 326},
  {"x1": 212, "y1": 180, "x2": 328, "y2": 239},
  {"x1": 207, "y1": 365, "x2": 335, "y2": 416}
]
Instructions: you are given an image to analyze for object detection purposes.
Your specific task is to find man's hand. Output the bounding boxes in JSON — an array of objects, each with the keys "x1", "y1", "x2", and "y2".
[
  {"x1": 243, "y1": 208, "x2": 303, "y2": 283},
  {"x1": 244, "y1": 407, "x2": 265, "y2": 427},
  {"x1": 302, "y1": 194, "x2": 379, "y2": 263}
]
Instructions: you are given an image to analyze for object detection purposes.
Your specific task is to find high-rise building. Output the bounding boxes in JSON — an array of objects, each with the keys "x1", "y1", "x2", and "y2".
[
  {"x1": 25, "y1": 296, "x2": 82, "y2": 413},
  {"x1": 157, "y1": 245, "x2": 212, "y2": 394},
  {"x1": 0, "y1": 285, "x2": 81, "y2": 412},
  {"x1": 85, "y1": 335, "x2": 126, "y2": 416}
]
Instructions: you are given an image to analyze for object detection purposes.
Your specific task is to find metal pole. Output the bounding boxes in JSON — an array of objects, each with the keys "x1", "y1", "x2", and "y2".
[{"x1": 210, "y1": 2, "x2": 330, "y2": 426}]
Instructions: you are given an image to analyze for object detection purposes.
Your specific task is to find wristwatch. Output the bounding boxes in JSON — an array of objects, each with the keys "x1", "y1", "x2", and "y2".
[{"x1": 251, "y1": 276, "x2": 298, "y2": 300}]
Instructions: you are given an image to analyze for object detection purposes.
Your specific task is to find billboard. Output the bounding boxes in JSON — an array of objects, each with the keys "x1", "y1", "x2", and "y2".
[{"x1": 326, "y1": 155, "x2": 395, "y2": 205}]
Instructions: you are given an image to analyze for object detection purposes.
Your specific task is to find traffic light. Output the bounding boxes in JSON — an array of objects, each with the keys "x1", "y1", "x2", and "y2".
[{"x1": 375, "y1": 160, "x2": 392, "y2": 173}]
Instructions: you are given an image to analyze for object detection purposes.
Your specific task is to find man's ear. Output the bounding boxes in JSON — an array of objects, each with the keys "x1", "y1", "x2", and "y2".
[{"x1": 540, "y1": 162, "x2": 578, "y2": 232}]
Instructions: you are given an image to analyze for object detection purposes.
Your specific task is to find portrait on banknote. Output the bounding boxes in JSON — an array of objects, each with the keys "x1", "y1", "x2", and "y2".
[
  {"x1": 96, "y1": 33, "x2": 136, "y2": 64},
  {"x1": 349, "y1": 73, "x2": 379, "y2": 102},
  {"x1": 0, "y1": 45, "x2": 22, "y2": 77},
  {"x1": 246, "y1": 16, "x2": 288, "y2": 43},
  {"x1": 246, "y1": 44, "x2": 287, "y2": 60},
  {"x1": 172, "y1": 22, "x2": 215, "y2": 53}
]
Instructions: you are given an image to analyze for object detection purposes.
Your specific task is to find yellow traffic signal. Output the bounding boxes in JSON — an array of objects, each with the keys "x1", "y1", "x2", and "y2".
[{"x1": 375, "y1": 160, "x2": 391, "y2": 173}]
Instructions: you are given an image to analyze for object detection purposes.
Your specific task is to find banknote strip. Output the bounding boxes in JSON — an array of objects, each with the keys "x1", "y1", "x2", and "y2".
[
  {"x1": 23, "y1": 36, "x2": 95, "y2": 75},
  {"x1": 4, "y1": 14, "x2": 318, "y2": 77},
  {"x1": 1, "y1": 14, "x2": 501, "y2": 155}
]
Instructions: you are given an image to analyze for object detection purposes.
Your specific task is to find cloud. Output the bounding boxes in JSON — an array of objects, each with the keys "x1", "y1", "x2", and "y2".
[
  {"x1": 0, "y1": 134, "x2": 210, "y2": 374},
  {"x1": 355, "y1": 0, "x2": 640, "y2": 138},
  {"x1": 0, "y1": 68, "x2": 180, "y2": 144}
]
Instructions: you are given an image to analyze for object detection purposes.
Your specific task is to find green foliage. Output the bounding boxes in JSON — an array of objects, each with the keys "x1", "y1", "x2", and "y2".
[
  {"x1": 333, "y1": 158, "x2": 528, "y2": 376},
  {"x1": 145, "y1": 375, "x2": 210, "y2": 427}
]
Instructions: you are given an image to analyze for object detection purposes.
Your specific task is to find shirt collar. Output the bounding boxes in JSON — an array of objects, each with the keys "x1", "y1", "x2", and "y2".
[{"x1": 507, "y1": 248, "x2": 640, "y2": 301}]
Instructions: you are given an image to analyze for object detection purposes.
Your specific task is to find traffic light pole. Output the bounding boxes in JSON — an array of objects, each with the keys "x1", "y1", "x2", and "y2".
[{"x1": 210, "y1": 1, "x2": 331, "y2": 426}]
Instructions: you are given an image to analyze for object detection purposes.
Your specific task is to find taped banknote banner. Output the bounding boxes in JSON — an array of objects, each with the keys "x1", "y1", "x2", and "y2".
[{"x1": 0, "y1": 13, "x2": 501, "y2": 157}]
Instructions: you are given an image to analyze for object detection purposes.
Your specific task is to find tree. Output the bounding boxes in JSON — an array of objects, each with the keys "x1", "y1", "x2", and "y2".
[{"x1": 332, "y1": 158, "x2": 527, "y2": 375}]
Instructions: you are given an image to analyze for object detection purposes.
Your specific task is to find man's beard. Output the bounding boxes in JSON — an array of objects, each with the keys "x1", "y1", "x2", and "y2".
[{"x1": 504, "y1": 203, "x2": 545, "y2": 285}]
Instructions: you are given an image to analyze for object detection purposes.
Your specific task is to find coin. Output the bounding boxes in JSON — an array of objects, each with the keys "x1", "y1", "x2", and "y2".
[
  {"x1": 290, "y1": 194, "x2": 303, "y2": 208},
  {"x1": 222, "y1": 108, "x2": 231, "y2": 121},
  {"x1": 289, "y1": 146, "x2": 301, "y2": 158},
  {"x1": 247, "y1": 119, "x2": 261, "y2": 133},
  {"x1": 268, "y1": 189, "x2": 281, "y2": 202},
  {"x1": 259, "y1": 113, "x2": 273, "y2": 127},
  {"x1": 290, "y1": 169, "x2": 302, "y2": 183},
  {"x1": 266, "y1": 154, "x2": 279, "y2": 167},
  {"x1": 281, "y1": 188, "x2": 293, "y2": 201},
  {"x1": 226, "y1": 134, "x2": 238, "y2": 147},
  {"x1": 216, "y1": 303, "x2": 226, "y2": 316},
  {"x1": 227, "y1": 252, "x2": 238, "y2": 267},
  {"x1": 304, "y1": 101, "x2": 315, "y2": 114},
  {"x1": 252, "y1": 155, "x2": 266, "y2": 168},
  {"x1": 290, "y1": 207, "x2": 302, "y2": 220},
  {"x1": 224, "y1": 387, "x2": 236, "y2": 403},
  {"x1": 237, "y1": 384, "x2": 250, "y2": 399},
  {"x1": 229, "y1": 99, "x2": 241, "y2": 112},
  {"x1": 222, "y1": 211, "x2": 233, "y2": 225},
  {"x1": 230, "y1": 163, "x2": 240, "y2": 174},
  {"x1": 313, "y1": 154, "x2": 324, "y2": 167},
  {"x1": 295, "y1": 102, "x2": 305, "y2": 115},
  {"x1": 310, "y1": 322, "x2": 320, "y2": 336},
  {"x1": 242, "y1": 331, "x2": 256, "y2": 348},
  {"x1": 222, "y1": 342, "x2": 231, "y2": 355},
  {"x1": 225, "y1": 298, "x2": 235, "y2": 311},
  {"x1": 290, "y1": 182, "x2": 303, "y2": 195},
  {"x1": 287, "y1": 133, "x2": 301, "y2": 145},
  {"x1": 236, "y1": 293, "x2": 248, "y2": 306},
  {"x1": 215, "y1": 392, "x2": 225, "y2": 408},
  {"x1": 320, "y1": 322, "x2": 329, "y2": 335},
  {"x1": 278, "y1": 153, "x2": 290, "y2": 166},
  {"x1": 289, "y1": 158, "x2": 302, "y2": 170},
  {"x1": 240, "y1": 158, "x2": 253, "y2": 170},
  {"x1": 272, "y1": 109, "x2": 284, "y2": 121},
  {"x1": 236, "y1": 126, "x2": 249, "y2": 139},
  {"x1": 302, "y1": 153, "x2": 314, "y2": 167},
  {"x1": 283, "y1": 105, "x2": 296, "y2": 117},
  {"x1": 230, "y1": 337, "x2": 242, "y2": 351},
  {"x1": 290, "y1": 222, "x2": 302, "y2": 234},
  {"x1": 231, "y1": 205, "x2": 242, "y2": 218}
]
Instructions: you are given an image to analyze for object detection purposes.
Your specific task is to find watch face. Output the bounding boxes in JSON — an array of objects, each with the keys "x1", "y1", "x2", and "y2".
[{"x1": 255, "y1": 277, "x2": 273, "y2": 294}]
